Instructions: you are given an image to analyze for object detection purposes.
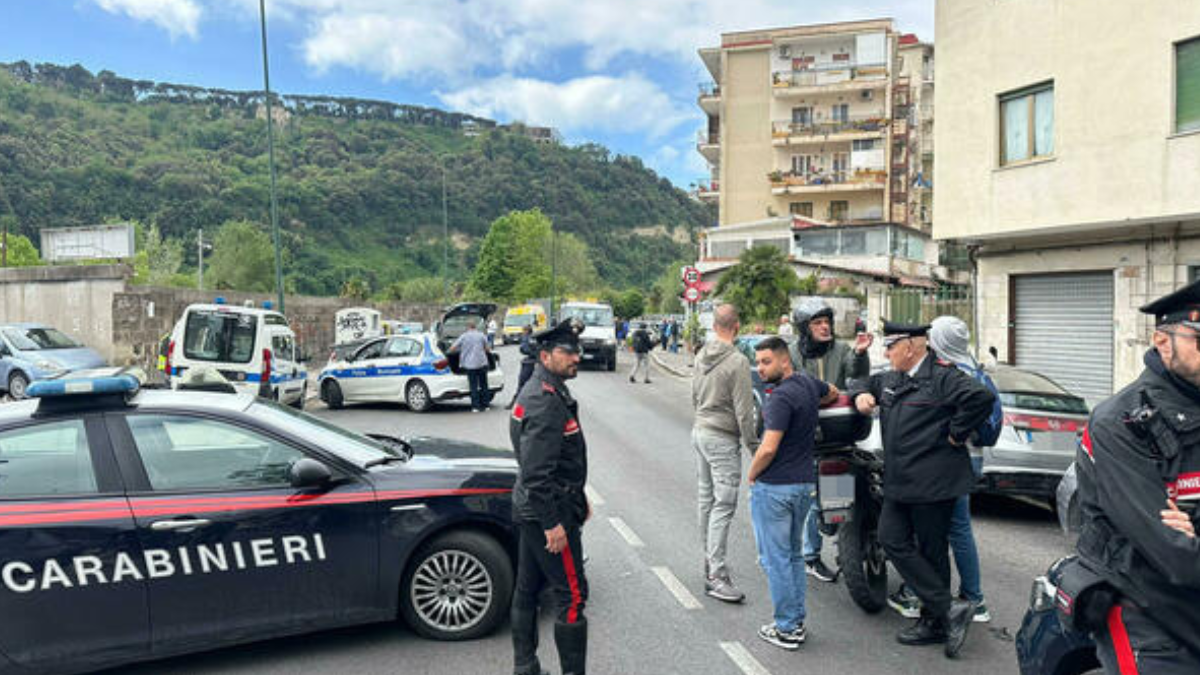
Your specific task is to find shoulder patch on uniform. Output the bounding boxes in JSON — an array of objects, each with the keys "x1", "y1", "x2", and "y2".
[
  {"x1": 512, "y1": 404, "x2": 526, "y2": 421},
  {"x1": 564, "y1": 418, "x2": 580, "y2": 435},
  {"x1": 541, "y1": 382, "x2": 556, "y2": 394}
]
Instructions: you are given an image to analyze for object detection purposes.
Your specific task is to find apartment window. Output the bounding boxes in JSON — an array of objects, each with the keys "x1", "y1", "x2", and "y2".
[
  {"x1": 831, "y1": 104, "x2": 849, "y2": 123},
  {"x1": 1189, "y1": 265, "x2": 1200, "y2": 284},
  {"x1": 832, "y1": 153, "x2": 849, "y2": 180},
  {"x1": 791, "y1": 155, "x2": 815, "y2": 175},
  {"x1": 1000, "y1": 82, "x2": 1054, "y2": 165},
  {"x1": 1177, "y1": 36, "x2": 1200, "y2": 133},
  {"x1": 852, "y1": 139, "x2": 878, "y2": 151},
  {"x1": 829, "y1": 201, "x2": 850, "y2": 222},
  {"x1": 792, "y1": 106, "x2": 812, "y2": 125},
  {"x1": 790, "y1": 202, "x2": 814, "y2": 217},
  {"x1": 841, "y1": 230, "x2": 867, "y2": 255}
]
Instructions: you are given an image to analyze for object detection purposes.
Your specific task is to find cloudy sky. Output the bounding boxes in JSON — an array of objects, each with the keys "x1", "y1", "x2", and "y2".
[{"x1": 0, "y1": 0, "x2": 933, "y2": 187}]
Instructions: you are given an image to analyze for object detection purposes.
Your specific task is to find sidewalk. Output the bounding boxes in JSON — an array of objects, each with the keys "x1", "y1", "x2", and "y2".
[{"x1": 649, "y1": 348, "x2": 694, "y2": 379}]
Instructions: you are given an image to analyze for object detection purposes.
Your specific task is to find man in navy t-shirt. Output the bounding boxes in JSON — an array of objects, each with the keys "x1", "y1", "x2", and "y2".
[{"x1": 748, "y1": 336, "x2": 837, "y2": 650}]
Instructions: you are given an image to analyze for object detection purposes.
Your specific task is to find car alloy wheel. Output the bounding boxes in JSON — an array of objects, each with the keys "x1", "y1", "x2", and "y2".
[
  {"x1": 406, "y1": 380, "x2": 432, "y2": 413},
  {"x1": 411, "y1": 549, "x2": 494, "y2": 634},
  {"x1": 7, "y1": 372, "x2": 29, "y2": 400}
]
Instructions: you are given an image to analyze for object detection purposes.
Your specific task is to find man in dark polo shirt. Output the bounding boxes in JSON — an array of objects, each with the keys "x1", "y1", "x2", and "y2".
[{"x1": 748, "y1": 336, "x2": 838, "y2": 650}]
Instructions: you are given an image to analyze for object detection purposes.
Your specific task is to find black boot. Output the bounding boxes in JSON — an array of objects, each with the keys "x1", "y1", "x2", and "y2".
[
  {"x1": 896, "y1": 614, "x2": 948, "y2": 646},
  {"x1": 944, "y1": 598, "x2": 975, "y2": 659},
  {"x1": 554, "y1": 618, "x2": 588, "y2": 675},
  {"x1": 512, "y1": 607, "x2": 548, "y2": 675}
]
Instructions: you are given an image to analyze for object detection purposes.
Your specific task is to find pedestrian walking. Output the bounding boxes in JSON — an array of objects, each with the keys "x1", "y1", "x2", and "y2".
[
  {"x1": 851, "y1": 322, "x2": 994, "y2": 658},
  {"x1": 448, "y1": 319, "x2": 493, "y2": 412},
  {"x1": 1069, "y1": 279, "x2": 1200, "y2": 673},
  {"x1": 670, "y1": 319, "x2": 681, "y2": 353},
  {"x1": 789, "y1": 300, "x2": 871, "y2": 584},
  {"x1": 778, "y1": 315, "x2": 794, "y2": 338},
  {"x1": 487, "y1": 318, "x2": 498, "y2": 348},
  {"x1": 629, "y1": 322, "x2": 653, "y2": 383},
  {"x1": 509, "y1": 319, "x2": 590, "y2": 675},
  {"x1": 660, "y1": 320, "x2": 671, "y2": 351},
  {"x1": 506, "y1": 325, "x2": 537, "y2": 410},
  {"x1": 692, "y1": 304, "x2": 760, "y2": 603},
  {"x1": 747, "y1": 336, "x2": 837, "y2": 650}
]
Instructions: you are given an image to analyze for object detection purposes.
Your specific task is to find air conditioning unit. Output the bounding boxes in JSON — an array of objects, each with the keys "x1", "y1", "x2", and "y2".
[
  {"x1": 778, "y1": 45, "x2": 791, "y2": 58},
  {"x1": 860, "y1": 90, "x2": 874, "y2": 101}
]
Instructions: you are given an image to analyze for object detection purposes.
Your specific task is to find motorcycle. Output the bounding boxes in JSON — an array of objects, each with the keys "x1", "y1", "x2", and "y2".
[{"x1": 814, "y1": 393, "x2": 888, "y2": 613}]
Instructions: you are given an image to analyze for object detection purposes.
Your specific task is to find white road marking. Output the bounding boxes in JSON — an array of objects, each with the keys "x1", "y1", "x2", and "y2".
[
  {"x1": 584, "y1": 484, "x2": 605, "y2": 506},
  {"x1": 651, "y1": 566, "x2": 703, "y2": 610},
  {"x1": 720, "y1": 642, "x2": 773, "y2": 675},
  {"x1": 607, "y1": 517, "x2": 644, "y2": 547}
]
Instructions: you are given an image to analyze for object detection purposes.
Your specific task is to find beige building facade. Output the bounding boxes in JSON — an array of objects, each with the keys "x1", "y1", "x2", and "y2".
[
  {"x1": 935, "y1": 0, "x2": 1200, "y2": 402},
  {"x1": 698, "y1": 20, "x2": 933, "y2": 232}
]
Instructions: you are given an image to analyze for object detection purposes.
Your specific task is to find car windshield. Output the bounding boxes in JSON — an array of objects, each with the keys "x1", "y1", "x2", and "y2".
[
  {"x1": 184, "y1": 310, "x2": 257, "y2": 364},
  {"x1": 251, "y1": 401, "x2": 400, "y2": 466},
  {"x1": 560, "y1": 306, "x2": 614, "y2": 327},
  {"x1": 2, "y1": 327, "x2": 81, "y2": 351},
  {"x1": 505, "y1": 313, "x2": 538, "y2": 327},
  {"x1": 992, "y1": 367, "x2": 1089, "y2": 415}
]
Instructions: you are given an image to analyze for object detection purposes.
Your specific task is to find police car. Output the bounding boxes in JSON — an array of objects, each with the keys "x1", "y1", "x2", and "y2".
[
  {"x1": 166, "y1": 300, "x2": 308, "y2": 409},
  {"x1": 319, "y1": 303, "x2": 503, "y2": 412},
  {"x1": 0, "y1": 370, "x2": 518, "y2": 674}
]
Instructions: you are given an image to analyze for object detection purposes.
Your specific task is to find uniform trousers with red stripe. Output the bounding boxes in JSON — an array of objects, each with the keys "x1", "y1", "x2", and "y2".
[
  {"x1": 512, "y1": 520, "x2": 588, "y2": 675},
  {"x1": 1095, "y1": 603, "x2": 1200, "y2": 675}
]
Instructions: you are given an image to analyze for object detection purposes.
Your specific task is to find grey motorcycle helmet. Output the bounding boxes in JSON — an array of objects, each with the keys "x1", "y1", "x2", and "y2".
[{"x1": 791, "y1": 298, "x2": 835, "y2": 336}]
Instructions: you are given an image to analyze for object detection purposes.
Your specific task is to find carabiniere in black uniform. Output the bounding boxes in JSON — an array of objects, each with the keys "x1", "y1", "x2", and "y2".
[
  {"x1": 1071, "y1": 280, "x2": 1200, "y2": 674},
  {"x1": 508, "y1": 319, "x2": 589, "y2": 675}
]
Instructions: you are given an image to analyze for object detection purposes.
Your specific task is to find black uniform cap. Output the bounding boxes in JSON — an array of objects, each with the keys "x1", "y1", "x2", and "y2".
[
  {"x1": 882, "y1": 320, "x2": 930, "y2": 347},
  {"x1": 534, "y1": 318, "x2": 584, "y2": 353},
  {"x1": 1140, "y1": 278, "x2": 1200, "y2": 329}
]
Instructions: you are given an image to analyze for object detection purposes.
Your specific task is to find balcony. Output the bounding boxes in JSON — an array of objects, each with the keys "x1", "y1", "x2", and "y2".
[
  {"x1": 695, "y1": 179, "x2": 720, "y2": 204},
  {"x1": 771, "y1": 65, "x2": 888, "y2": 97},
  {"x1": 697, "y1": 82, "x2": 721, "y2": 115},
  {"x1": 771, "y1": 114, "x2": 887, "y2": 146},
  {"x1": 768, "y1": 169, "x2": 886, "y2": 195},
  {"x1": 696, "y1": 130, "x2": 719, "y2": 163}
]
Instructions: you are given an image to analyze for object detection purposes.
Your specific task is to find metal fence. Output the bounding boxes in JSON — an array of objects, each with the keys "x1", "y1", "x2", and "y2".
[{"x1": 885, "y1": 286, "x2": 972, "y2": 327}]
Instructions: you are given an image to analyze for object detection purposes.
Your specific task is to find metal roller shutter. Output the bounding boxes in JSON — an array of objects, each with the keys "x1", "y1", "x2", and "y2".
[{"x1": 1014, "y1": 272, "x2": 1113, "y2": 403}]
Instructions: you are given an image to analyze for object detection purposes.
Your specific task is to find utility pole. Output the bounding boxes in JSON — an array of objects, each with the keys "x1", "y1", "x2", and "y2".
[
  {"x1": 1, "y1": 218, "x2": 7, "y2": 268},
  {"x1": 259, "y1": 0, "x2": 285, "y2": 313},
  {"x1": 441, "y1": 159, "x2": 449, "y2": 308},
  {"x1": 550, "y1": 228, "x2": 557, "y2": 321},
  {"x1": 197, "y1": 228, "x2": 203, "y2": 289}
]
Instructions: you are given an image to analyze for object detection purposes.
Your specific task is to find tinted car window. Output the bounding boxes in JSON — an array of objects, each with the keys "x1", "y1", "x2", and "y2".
[
  {"x1": 992, "y1": 367, "x2": 1088, "y2": 414},
  {"x1": 355, "y1": 339, "x2": 386, "y2": 361},
  {"x1": 127, "y1": 415, "x2": 305, "y2": 491},
  {"x1": 0, "y1": 420, "x2": 97, "y2": 497},
  {"x1": 560, "y1": 307, "x2": 614, "y2": 327},
  {"x1": 184, "y1": 311, "x2": 257, "y2": 364},
  {"x1": 272, "y1": 335, "x2": 295, "y2": 360}
]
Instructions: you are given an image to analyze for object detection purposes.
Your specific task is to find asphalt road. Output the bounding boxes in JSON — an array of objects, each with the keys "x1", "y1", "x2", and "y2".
[{"x1": 107, "y1": 346, "x2": 1073, "y2": 675}]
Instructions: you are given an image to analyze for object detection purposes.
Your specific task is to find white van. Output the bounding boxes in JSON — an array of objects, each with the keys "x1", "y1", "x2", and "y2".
[
  {"x1": 335, "y1": 307, "x2": 383, "y2": 345},
  {"x1": 166, "y1": 301, "x2": 307, "y2": 408},
  {"x1": 558, "y1": 301, "x2": 618, "y2": 371}
]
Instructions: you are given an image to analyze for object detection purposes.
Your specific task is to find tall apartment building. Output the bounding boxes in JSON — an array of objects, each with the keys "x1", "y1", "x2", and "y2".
[
  {"x1": 695, "y1": 20, "x2": 948, "y2": 286},
  {"x1": 936, "y1": 0, "x2": 1200, "y2": 402}
]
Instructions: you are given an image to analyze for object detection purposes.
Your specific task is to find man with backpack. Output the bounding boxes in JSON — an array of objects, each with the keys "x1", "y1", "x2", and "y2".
[
  {"x1": 888, "y1": 316, "x2": 1000, "y2": 623},
  {"x1": 629, "y1": 322, "x2": 653, "y2": 383}
]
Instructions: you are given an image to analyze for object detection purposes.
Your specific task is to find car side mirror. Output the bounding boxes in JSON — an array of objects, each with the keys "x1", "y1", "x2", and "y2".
[{"x1": 289, "y1": 458, "x2": 332, "y2": 489}]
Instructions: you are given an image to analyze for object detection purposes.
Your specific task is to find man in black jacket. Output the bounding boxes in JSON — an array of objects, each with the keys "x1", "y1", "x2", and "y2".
[
  {"x1": 852, "y1": 321, "x2": 994, "y2": 658},
  {"x1": 509, "y1": 319, "x2": 589, "y2": 675},
  {"x1": 506, "y1": 326, "x2": 537, "y2": 410},
  {"x1": 1075, "y1": 280, "x2": 1200, "y2": 673},
  {"x1": 629, "y1": 322, "x2": 653, "y2": 383}
]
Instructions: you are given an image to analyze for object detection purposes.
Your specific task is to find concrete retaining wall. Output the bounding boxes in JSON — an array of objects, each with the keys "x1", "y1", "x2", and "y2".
[{"x1": 0, "y1": 265, "x2": 130, "y2": 362}]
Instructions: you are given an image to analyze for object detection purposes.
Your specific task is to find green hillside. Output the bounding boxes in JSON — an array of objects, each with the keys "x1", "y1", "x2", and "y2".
[{"x1": 0, "y1": 62, "x2": 711, "y2": 295}]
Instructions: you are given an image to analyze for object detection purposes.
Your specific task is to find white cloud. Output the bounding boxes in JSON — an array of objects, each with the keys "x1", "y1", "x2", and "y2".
[
  {"x1": 439, "y1": 73, "x2": 692, "y2": 138},
  {"x1": 93, "y1": 0, "x2": 202, "y2": 39}
]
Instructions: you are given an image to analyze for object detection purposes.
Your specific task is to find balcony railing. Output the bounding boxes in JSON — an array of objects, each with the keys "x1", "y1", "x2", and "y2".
[
  {"x1": 698, "y1": 82, "x2": 720, "y2": 97},
  {"x1": 772, "y1": 114, "x2": 887, "y2": 139},
  {"x1": 768, "y1": 169, "x2": 886, "y2": 190},
  {"x1": 696, "y1": 129, "x2": 719, "y2": 146},
  {"x1": 771, "y1": 66, "x2": 888, "y2": 90}
]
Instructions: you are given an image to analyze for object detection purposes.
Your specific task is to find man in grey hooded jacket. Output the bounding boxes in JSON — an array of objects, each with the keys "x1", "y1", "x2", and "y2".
[{"x1": 692, "y1": 304, "x2": 760, "y2": 603}]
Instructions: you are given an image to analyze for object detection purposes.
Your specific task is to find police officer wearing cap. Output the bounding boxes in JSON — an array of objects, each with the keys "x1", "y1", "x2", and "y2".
[
  {"x1": 509, "y1": 319, "x2": 590, "y2": 675},
  {"x1": 852, "y1": 321, "x2": 995, "y2": 658},
  {"x1": 1071, "y1": 280, "x2": 1200, "y2": 673}
]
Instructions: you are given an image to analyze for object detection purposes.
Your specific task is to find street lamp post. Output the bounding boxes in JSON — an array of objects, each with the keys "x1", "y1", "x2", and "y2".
[
  {"x1": 441, "y1": 159, "x2": 449, "y2": 308},
  {"x1": 258, "y1": 0, "x2": 285, "y2": 313}
]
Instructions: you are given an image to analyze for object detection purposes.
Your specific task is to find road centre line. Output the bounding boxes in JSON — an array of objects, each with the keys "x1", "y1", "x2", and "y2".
[
  {"x1": 720, "y1": 642, "x2": 773, "y2": 675},
  {"x1": 584, "y1": 484, "x2": 605, "y2": 506},
  {"x1": 607, "y1": 517, "x2": 644, "y2": 547},
  {"x1": 651, "y1": 566, "x2": 703, "y2": 610}
]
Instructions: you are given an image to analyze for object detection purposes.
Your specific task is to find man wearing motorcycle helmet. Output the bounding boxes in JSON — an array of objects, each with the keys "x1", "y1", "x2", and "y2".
[{"x1": 788, "y1": 299, "x2": 873, "y2": 583}]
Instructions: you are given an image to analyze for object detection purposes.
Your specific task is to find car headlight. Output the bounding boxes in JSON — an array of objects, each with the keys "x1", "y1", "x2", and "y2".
[
  {"x1": 35, "y1": 360, "x2": 65, "y2": 374},
  {"x1": 1029, "y1": 576, "x2": 1057, "y2": 613}
]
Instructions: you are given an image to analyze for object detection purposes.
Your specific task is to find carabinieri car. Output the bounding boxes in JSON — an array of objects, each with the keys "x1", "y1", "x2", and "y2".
[{"x1": 0, "y1": 370, "x2": 517, "y2": 675}]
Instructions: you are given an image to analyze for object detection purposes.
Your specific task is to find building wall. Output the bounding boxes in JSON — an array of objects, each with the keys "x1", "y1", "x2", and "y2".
[
  {"x1": 722, "y1": 47, "x2": 775, "y2": 225},
  {"x1": 935, "y1": 0, "x2": 1200, "y2": 240},
  {"x1": 0, "y1": 265, "x2": 128, "y2": 362},
  {"x1": 975, "y1": 227, "x2": 1200, "y2": 391},
  {"x1": 776, "y1": 191, "x2": 884, "y2": 222}
]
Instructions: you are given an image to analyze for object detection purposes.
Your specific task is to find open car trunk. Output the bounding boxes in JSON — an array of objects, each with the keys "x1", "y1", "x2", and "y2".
[{"x1": 436, "y1": 303, "x2": 499, "y2": 373}]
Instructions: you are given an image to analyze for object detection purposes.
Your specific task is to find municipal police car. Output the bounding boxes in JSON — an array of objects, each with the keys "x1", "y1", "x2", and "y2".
[
  {"x1": 319, "y1": 303, "x2": 503, "y2": 412},
  {"x1": 0, "y1": 371, "x2": 517, "y2": 674}
]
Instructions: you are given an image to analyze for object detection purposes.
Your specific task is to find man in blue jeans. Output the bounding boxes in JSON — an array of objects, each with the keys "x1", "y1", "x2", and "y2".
[{"x1": 748, "y1": 336, "x2": 837, "y2": 650}]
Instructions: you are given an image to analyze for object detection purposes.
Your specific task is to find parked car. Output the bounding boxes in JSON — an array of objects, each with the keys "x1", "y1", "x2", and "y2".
[
  {"x1": 320, "y1": 304, "x2": 503, "y2": 412},
  {"x1": 0, "y1": 323, "x2": 106, "y2": 399},
  {"x1": 1016, "y1": 556, "x2": 1101, "y2": 675},
  {"x1": 0, "y1": 370, "x2": 517, "y2": 674}
]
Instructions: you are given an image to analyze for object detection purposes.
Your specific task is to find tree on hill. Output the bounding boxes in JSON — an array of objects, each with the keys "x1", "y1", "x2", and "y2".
[
  {"x1": 1, "y1": 231, "x2": 40, "y2": 267},
  {"x1": 209, "y1": 220, "x2": 279, "y2": 292}
]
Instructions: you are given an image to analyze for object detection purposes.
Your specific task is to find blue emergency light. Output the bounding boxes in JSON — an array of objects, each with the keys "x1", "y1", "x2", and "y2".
[
  {"x1": 215, "y1": 297, "x2": 227, "y2": 305},
  {"x1": 262, "y1": 301, "x2": 273, "y2": 310},
  {"x1": 26, "y1": 371, "x2": 142, "y2": 398}
]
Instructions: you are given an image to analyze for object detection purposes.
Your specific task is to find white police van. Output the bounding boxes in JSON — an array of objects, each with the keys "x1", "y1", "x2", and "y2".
[{"x1": 166, "y1": 300, "x2": 307, "y2": 408}]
